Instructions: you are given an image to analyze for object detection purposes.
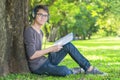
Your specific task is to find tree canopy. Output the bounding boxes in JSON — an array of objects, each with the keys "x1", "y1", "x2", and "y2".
[{"x1": 29, "y1": 0, "x2": 120, "y2": 41}]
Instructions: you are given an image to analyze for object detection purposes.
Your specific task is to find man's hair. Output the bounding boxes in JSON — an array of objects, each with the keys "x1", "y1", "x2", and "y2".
[{"x1": 32, "y1": 5, "x2": 49, "y2": 19}]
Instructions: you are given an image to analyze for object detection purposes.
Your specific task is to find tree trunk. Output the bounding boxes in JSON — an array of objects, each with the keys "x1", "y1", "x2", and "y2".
[
  {"x1": 0, "y1": 0, "x2": 29, "y2": 76},
  {"x1": 48, "y1": 27, "x2": 59, "y2": 42},
  {"x1": 0, "y1": 0, "x2": 8, "y2": 76}
]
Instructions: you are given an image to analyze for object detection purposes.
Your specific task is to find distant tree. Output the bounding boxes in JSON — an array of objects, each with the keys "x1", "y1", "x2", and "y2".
[
  {"x1": 73, "y1": 1, "x2": 100, "y2": 40},
  {"x1": 96, "y1": 0, "x2": 120, "y2": 36}
]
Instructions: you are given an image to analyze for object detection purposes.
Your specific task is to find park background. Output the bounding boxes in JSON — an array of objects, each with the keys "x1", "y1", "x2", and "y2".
[{"x1": 0, "y1": 0, "x2": 120, "y2": 80}]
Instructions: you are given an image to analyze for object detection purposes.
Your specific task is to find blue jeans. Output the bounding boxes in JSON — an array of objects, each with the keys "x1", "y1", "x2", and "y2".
[{"x1": 33, "y1": 43, "x2": 91, "y2": 76}]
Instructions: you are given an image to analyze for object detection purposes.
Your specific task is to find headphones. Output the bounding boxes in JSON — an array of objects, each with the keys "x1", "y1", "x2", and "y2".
[
  {"x1": 32, "y1": 5, "x2": 49, "y2": 22},
  {"x1": 32, "y1": 6, "x2": 38, "y2": 19},
  {"x1": 32, "y1": 11, "x2": 35, "y2": 19}
]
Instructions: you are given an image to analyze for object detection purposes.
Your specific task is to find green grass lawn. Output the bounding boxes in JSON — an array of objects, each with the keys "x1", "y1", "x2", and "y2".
[{"x1": 0, "y1": 37, "x2": 120, "y2": 80}]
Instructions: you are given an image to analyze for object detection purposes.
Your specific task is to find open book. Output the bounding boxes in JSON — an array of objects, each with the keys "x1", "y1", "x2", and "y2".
[{"x1": 54, "y1": 32, "x2": 74, "y2": 45}]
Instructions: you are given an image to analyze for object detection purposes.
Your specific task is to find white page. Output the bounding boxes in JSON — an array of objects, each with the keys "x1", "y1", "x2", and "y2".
[{"x1": 54, "y1": 32, "x2": 73, "y2": 45}]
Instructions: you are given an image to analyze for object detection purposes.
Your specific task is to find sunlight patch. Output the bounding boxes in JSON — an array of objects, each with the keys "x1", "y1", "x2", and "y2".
[
  {"x1": 107, "y1": 62, "x2": 120, "y2": 65},
  {"x1": 86, "y1": 55, "x2": 106, "y2": 60},
  {"x1": 76, "y1": 46, "x2": 120, "y2": 50}
]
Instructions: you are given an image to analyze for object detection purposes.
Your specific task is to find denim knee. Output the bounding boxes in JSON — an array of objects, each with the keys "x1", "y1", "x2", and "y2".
[{"x1": 63, "y1": 42, "x2": 72, "y2": 49}]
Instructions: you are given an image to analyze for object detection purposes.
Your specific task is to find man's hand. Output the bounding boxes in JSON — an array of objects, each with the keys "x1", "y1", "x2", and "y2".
[{"x1": 49, "y1": 45, "x2": 63, "y2": 52}]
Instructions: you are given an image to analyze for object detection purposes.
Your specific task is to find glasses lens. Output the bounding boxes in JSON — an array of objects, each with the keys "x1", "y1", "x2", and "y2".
[{"x1": 37, "y1": 13, "x2": 48, "y2": 18}]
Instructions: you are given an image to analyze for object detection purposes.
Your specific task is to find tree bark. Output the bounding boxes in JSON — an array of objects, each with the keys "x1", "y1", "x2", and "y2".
[
  {"x1": 0, "y1": 0, "x2": 8, "y2": 76},
  {"x1": 0, "y1": 0, "x2": 29, "y2": 76}
]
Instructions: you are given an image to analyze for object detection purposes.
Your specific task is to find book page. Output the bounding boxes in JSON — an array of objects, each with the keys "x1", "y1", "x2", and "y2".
[{"x1": 54, "y1": 32, "x2": 73, "y2": 46}]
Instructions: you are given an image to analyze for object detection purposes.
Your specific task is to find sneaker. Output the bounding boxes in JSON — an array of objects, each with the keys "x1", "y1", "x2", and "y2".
[
  {"x1": 71, "y1": 67, "x2": 85, "y2": 74},
  {"x1": 85, "y1": 67, "x2": 107, "y2": 76}
]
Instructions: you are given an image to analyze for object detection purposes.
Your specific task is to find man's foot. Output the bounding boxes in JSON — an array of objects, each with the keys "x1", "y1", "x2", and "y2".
[
  {"x1": 71, "y1": 67, "x2": 84, "y2": 74},
  {"x1": 85, "y1": 67, "x2": 108, "y2": 76}
]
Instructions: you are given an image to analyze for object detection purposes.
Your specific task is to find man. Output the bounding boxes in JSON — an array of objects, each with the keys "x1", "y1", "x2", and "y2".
[{"x1": 24, "y1": 5, "x2": 105, "y2": 76}]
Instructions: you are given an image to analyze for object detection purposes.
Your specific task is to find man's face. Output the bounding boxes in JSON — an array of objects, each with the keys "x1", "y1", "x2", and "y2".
[{"x1": 35, "y1": 9, "x2": 48, "y2": 25}]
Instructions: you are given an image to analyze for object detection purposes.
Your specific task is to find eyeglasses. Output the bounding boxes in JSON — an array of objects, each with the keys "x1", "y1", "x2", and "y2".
[{"x1": 37, "y1": 13, "x2": 48, "y2": 18}]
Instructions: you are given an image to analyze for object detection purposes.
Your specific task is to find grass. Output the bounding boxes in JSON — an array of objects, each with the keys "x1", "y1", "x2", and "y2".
[{"x1": 0, "y1": 37, "x2": 120, "y2": 80}]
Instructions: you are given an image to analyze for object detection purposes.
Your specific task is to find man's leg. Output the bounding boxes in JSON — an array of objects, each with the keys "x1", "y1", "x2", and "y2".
[
  {"x1": 63, "y1": 43, "x2": 91, "y2": 71},
  {"x1": 48, "y1": 46, "x2": 68, "y2": 65},
  {"x1": 47, "y1": 43, "x2": 105, "y2": 75},
  {"x1": 33, "y1": 60, "x2": 72, "y2": 76},
  {"x1": 48, "y1": 42, "x2": 91, "y2": 71},
  {"x1": 32, "y1": 47, "x2": 71, "y2": 76}
]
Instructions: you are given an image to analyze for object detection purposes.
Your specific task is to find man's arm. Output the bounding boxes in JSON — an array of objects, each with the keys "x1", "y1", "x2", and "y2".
[{"x1": 30, "y1": 45, "x2": 63, "y2": 59}]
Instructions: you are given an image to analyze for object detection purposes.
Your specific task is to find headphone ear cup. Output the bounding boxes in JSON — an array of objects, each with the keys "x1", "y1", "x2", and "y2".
[{"x1": 32, "y1": 10, "x2": 35, "y2": 19}]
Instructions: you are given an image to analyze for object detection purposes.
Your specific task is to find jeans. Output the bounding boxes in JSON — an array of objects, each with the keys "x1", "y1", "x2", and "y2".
[{"x1": 33, "y1": 43, "x2": 91, "y2": 76}]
